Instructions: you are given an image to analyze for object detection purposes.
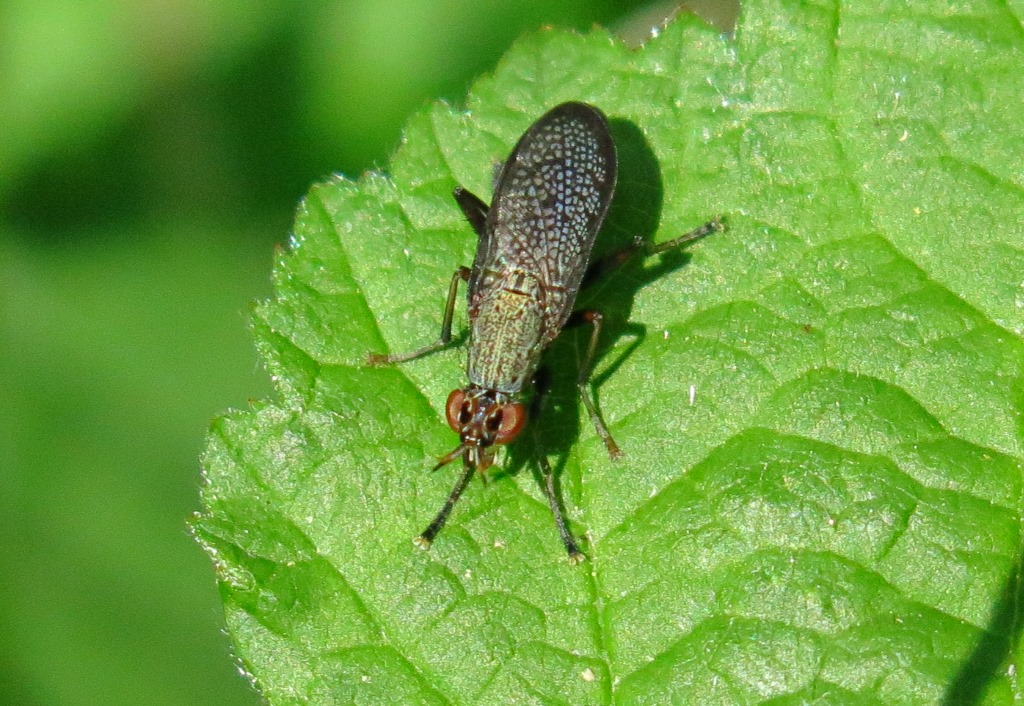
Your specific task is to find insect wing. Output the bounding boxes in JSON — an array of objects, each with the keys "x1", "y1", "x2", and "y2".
[{"x1": 472, "y1": 102, "x2": 617, "y2": 328}]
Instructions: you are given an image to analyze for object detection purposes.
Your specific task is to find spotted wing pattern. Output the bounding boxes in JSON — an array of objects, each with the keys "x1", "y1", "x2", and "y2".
[{"x1": 469, "y1": 102, "x2": 617, "y2": 340}]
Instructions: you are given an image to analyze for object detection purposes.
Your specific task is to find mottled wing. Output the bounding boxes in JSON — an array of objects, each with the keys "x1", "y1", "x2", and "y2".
[{"x1": 471, "y1": 102, "x2": 617, "y2": 335}]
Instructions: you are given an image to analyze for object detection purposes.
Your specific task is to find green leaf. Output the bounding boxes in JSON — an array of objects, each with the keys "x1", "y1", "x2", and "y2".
[{"x1": 195, "y1": 1, "x2": 1024, "y2": 703}]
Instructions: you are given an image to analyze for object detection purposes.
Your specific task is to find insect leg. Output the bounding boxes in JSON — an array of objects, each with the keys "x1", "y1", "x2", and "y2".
[
  {"x1": 366, "y1": 266, "x2": 470, "y2": 365},
  {"x1": 583, "y1": 218, "x2": 725, "y2": 284},
  {"x1": 576, "y1": 310, "x2": 624, "y2": 460},
  {"x1": 453, "y1": 186, "x2": 489, "y2": 238},
  {"x1": 531, "y1": 368, "x2": 586, "y2": 564},
  {"x1": 414, "y1": 459, "x2": 476, "y2": 550},
  {"x1": 646, "y1": 217, "x2": 725, "y2": 255},
  {"x1": 538, "y1": 453, "x2": 586, "y2": 564}
]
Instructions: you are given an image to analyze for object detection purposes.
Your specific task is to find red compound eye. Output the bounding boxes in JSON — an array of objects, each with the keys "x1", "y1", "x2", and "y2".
[
  {"x1": 445, "y1": 389, "x2": 467, "y2": 433},
  {"x1": 495, "y1": 402, "x2": 526, "y2": 444}
]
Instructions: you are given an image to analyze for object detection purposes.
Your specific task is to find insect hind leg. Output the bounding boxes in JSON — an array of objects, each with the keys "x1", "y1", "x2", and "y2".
[
  {"x1": 584, "y1": 217, "x2": 725, "y2": 285},
  {"x1": 647, "y1": 217, "x2": 725, "y2": 255},
  {"x1": 453, "y1": 187, "x2": 489, "y2": 239}
]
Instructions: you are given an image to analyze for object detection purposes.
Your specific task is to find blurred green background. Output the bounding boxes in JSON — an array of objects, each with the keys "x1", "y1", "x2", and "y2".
[{"x1": 0, "y1": 1, "x2": 735, "y2": 704}]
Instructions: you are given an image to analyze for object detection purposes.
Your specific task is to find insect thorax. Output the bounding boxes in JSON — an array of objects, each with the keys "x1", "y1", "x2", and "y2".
[{"x1": 467, "y1": 270, "x2": 547, "y2": 394}]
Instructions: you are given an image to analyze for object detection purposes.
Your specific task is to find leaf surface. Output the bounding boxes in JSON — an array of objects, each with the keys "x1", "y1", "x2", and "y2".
[{"x1": 196, "y1": 3, "x2": 1024, "y2": 703}]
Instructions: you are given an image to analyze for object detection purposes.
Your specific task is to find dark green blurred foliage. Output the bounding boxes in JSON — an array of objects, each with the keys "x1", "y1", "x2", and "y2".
[
  {"x1": 1, "y1": 0, "x2": 641, "y2": 239},
  {"x1": 0, "y1": 1, "x2": 731, "y2": 704}
]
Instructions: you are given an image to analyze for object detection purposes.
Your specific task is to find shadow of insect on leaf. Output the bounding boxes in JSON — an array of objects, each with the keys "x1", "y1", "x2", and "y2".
[{"x1": 941, "y1": 548, "x2": 1024, "y2": 705}]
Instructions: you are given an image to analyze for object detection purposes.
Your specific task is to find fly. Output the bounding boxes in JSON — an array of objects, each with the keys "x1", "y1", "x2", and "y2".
[{"x1": 369, "y1": 102, "x2": 722, "y2": 563}]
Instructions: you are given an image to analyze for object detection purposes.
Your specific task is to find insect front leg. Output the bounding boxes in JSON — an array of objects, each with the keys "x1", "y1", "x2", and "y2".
[
  {"x1": 575, "y1": 310, "x2": 624, "y2": 460},
  {"x1": 531, "y1": 368, "x2": 586, "y2": 564},
  {"x1": 538, "y1": 453, "x2": 586, "y2": 564},
  {"x1": 414, "y1": 460, "x2": 476, "y2": 550},
  {"x1": 366, "y1": 266, "x2": 470, "y2": 365}
]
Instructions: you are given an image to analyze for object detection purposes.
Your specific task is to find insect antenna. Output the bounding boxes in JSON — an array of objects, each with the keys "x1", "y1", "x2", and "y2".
[{"x1": 432, "y1": 442, "x2": 468, "y2": 472}]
